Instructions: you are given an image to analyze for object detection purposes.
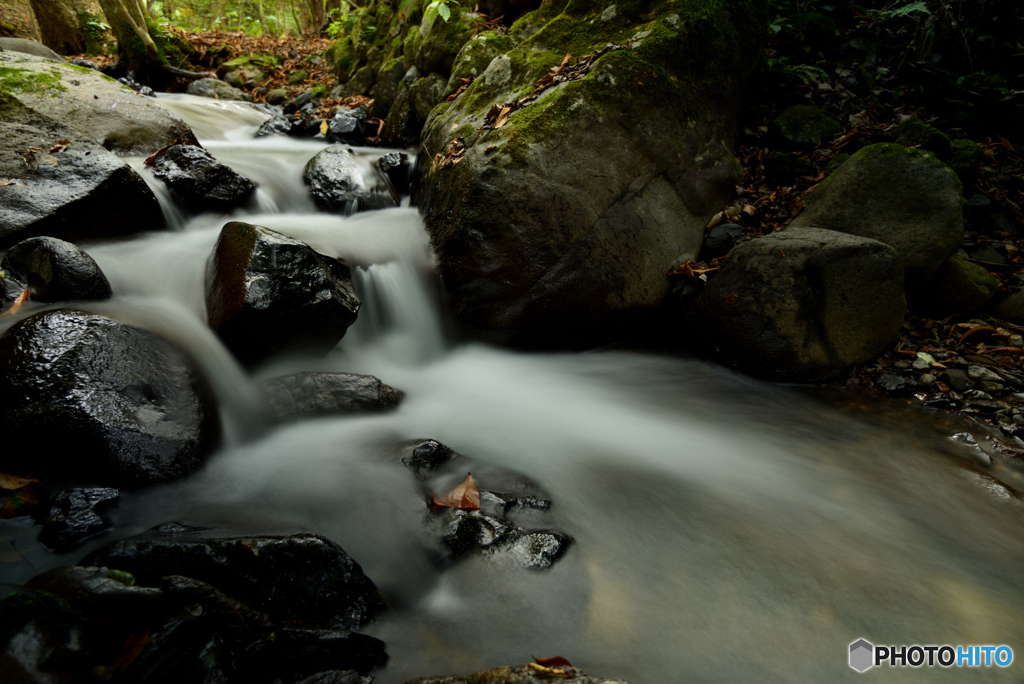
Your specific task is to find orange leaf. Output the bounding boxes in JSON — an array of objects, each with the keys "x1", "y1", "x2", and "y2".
[
  {"x1": 527, "y1": 662, "x2": 571, "y2": 678},
  {"x1": 533, "y1": 656, "x2": 573, "y2": 668},
  {"x1": 0, "y1": 472, "x2": 38, "y2": 491},
  {"x1": 2, "y1": 289, "x2": 29, "y2": 317},
  {"x1": 432, "y1": 473, "x2": 480, "y2": 510}
]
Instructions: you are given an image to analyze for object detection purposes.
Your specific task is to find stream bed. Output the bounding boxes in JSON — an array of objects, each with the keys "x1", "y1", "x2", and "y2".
[{"x1": 2, "y1": 95, "x2": 1023, "y2": 683}]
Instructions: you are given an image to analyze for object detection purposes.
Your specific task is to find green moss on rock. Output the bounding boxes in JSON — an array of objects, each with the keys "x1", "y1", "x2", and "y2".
[
  {"x1": 0, "y1": 66, "x2": 66, "y2": 96},
  {"x1": 947, "y1": 139, "x2": 985, "y2": 184},
  {"x1": 893, "y1": 117, "x2": 952, "y2": 159},
  {"x1": 773, "y1": 104, "x2": 840, "y2": 147}
]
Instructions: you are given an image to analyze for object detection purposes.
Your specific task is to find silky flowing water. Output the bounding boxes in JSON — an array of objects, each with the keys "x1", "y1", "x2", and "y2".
[{"x1": 3, "y1": 95, "x2": 1024, "y2": 682}]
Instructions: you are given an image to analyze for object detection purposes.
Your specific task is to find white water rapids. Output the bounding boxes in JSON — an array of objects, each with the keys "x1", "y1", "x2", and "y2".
[{"x1": 3, "y1": 94, "x2": 1024, "y2": 683}]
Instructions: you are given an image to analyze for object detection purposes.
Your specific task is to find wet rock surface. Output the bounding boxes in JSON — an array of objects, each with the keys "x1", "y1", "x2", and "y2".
[
  {"x1": 401, "y1": 439, "x2": 455, "y2": 475},
  {"x1": 260, "y1": 371, "x2": 404, "y2": 424},
  {"x1": 0, "y1": 92, "x2": 165, "y2": 247},
  {"x1": 304, "y1": 145, "x2": 398, "y2": 214},
  {"x1": 0, "y1": 236, "x2": 112, "y2": 303},
  {"x1": 187, "y1": 77, "x2": 250, "y2": 101},
  {"x1": 38, "y1": 487, "x2": 120, "y2": 551},
  {"x1": 82, "y1": 522, "x2": 388, "y2": 630},
  {"x1": 0, "y1": 584, "x2": 87, "y2": 681},
  {"x1": 205, "y1": 222, "x2": 361, "y2": 366},
  {"x1": 404, "y1": 664, "x2": 631, "y2": 684},
  {"x1": 0, "y1": 51, "x2": 194, "y2": 155},
  {"x1": 378, "y1": 152, "x2": 411, "y2": 197},
  {"x1": 789, "y1": 143, "x2": 964, "y2": 282},
  {"x1": 0, "y1": 309, "x2": 220, "y2": 487},
  {"x1": 149, "y1": 144, "x2": 257, "y2": 214},
  {"x1": 689, "y1": 227, "x2": 907, "y2": 382}
]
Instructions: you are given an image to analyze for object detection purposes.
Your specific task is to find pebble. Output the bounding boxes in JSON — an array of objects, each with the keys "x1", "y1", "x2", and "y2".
[
  {"x1": 918, "y1": 373, "x2": 937, "y2": 385},
  {"x1": 912, "y1": 357, "x2": 930, "y2": 370},
  {"x1": 968, "y1": 365, "x2": 1003, "y2": 383}
]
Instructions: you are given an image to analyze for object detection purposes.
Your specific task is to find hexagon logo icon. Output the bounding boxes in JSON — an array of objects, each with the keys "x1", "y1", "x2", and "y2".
[{"x1": 850, "y1": 639, "x2": 874, "y2": 672}]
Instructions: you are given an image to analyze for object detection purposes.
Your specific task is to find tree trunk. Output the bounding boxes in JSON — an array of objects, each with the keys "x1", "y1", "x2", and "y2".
[
  {"x1": 98, "y1": 0, "x2": 162, "y2": 80},
  {"x1": 29, "y1": 0, "x2": 106, "y2": 54},
  {"x1": 306, "y1": 0, "x2": 326, "y2": 34}
]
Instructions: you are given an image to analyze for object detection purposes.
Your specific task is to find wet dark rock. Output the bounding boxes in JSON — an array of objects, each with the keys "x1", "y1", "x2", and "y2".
[
  {"x1": 0, "y1": 92, "x2": 165, "y2": 248},
  {"x1": 150, "y1": 144, "x2": 257, "y2": 214},
  {"x1": 402, "y1": 439, "x2": 455, "y2": 474},
  {"x1": 286, "y1": 90, "x2": 318, "y2": 113},
  {"x1": 39, "y1": 488, "x2": 119, "y2": 551},
  {"x1": 405, "y1": 663, "x2": 629, "y2": 684},
  {"x1": 205, "y1": 222, "x2": 361, "y2": 366},
  {"x1": 479, "y1": 491, "x2": 551, "y2": 516},
  {"x1": 260, "y1": 371, "x2": 403, "y2": 423},
  {"x1": 378, "y1": 152, "x2": 411, "y2": 197},
  {"x1": 117, "y1": 74, "x2": 156, "y2": 97},
  {"x1": 1, "y1": 236, "x2": 111, "y2": 304},
  {"x1": 24, "y1": 566, "x2": 162, "y2": 624},
  {"x1": 187, "y1": 77, "x2": 250, "y2": 101},
  {"x1": 789, "y1": 143, "x2": 964, "y2": 283},
  {"x1": 941, "y1": 368, "x2": 972, "y2": 392},
  {"x1": 256, "y1": 115, "x2": 295, "y2": 137},
  {"x1": 688, "y1": 228, "x2": 906, "y2": 383},
  {"x1": 82, "y1": 522, "x2": 387, "y2": 630},
  {"x1": 0, "y1": 309, "x2": 220, "y2": 487},
  {"x1": 326, "y1": 107, "x2": 369, "y2": 145},
  {"x1": 435, "y1": 509, "x2": 571, "y2": 569},
  {"x1": 303, "y1": 146, "x2": 398, "y2": 214},
  {"x1": 700, "y1": 223, "x2": 745, "y2": 260},
  {"x1": 0, "y1": 584, "x2": 88, "y2": 682},
  {"x1": 69, "y1": 58, "x2": 100, "y2": 70},
  {"x1": 242, "y1": 628, "x2": 387, "y2": 679}
]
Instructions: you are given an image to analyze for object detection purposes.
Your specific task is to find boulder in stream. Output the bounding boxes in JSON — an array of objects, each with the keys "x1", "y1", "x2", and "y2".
[
  {"x1": 688, "y1": 228, "x2": 906, "y2": 383},
  {"x1": 186, "y1": 77, "x2": 251, "y2": 102},
  {"x1": 0, "y1": 92, "x2": 166, "y2": 248},
  {"x1": 1, "y1": 236, "x2": 112, "y2": 303},
  {"x1": 789, "y1": 143, "x2": 964, "y2": 282},
  {"x1": 0, "y1": 309, "x2": 220, "y2": 487},
  {"x1": 205, "y1": 222, "x2": 361, "y2": 366},
  {"x1": 0, "y1": 51, "x2": 196, "y2": 155},
  {"x1": 149, "y1": 144, "x2": 257, "y2": 214},
  {"x1": 39, "y1": 487, "x2": 120, "y2": 551},
  {"x1": 260, "y1": 371, "x2": 404, "y2": 424},
  {"x1": 82, "y1": 522, "x2": 388, "y2": 630},
  {"x1": 304, "y1": 145, "x2": 398, "y2": 214}
]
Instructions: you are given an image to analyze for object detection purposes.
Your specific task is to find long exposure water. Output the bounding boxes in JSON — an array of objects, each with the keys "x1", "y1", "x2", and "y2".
[{"x1": 3, "y1": 95, "x2": 1024, "y2": 682}]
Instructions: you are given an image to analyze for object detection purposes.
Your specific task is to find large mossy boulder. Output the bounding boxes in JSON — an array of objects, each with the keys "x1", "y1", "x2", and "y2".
[
  {"x1": 0, "y1": 51, "x2": 194, "y2": 155},
  {"x1": 0, "y1": 92, "x2": 165, "y2": 248},
  {"x1": 688, "y1": 228, "x2": 906, "y2": 382},
  {"x1": 205, "y1": 222, "x2": 361, "y2": 366},
  {"x1": 82, "y1": 523, "x2": 388, "y2": 630},
  {"x1": 0, "y1": 310, "x2": 220, "y2": 487},
  {"x1": 789, "y1": 143, "x2": 964, "y2": 282},
  {"x1": 412, "y1": 0, "x2": 768, "y2": 347}
]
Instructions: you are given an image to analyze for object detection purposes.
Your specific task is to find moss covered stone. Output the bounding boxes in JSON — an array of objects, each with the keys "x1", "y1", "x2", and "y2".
[
  {"x1": 326, "y1": 38, "x2": 356, "y2": 81},
  {"x1": 893, "y1": 117, "x2": 952, "y2": 159},
  {"x1": 413, "y1": 7, "x2": 481, "y2": 77},
  {"x1": 947, "y1": 139, "x2": 985, "y2": 183},
  {"x1": 773, "y1": 104, "x2": 841, "y2": 147}
]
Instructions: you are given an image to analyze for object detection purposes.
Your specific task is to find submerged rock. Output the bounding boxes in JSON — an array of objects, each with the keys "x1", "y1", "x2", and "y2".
[
  {"x1": 789, "y1": 143, "x2": 964, "y2": 282},
  {"x1": 0, "y1": 310, "x2": 220, "y2": 487},
  {"x1": 1, "y1": 236, "x2": 112, "y2": 303},
  {"x1": 0, "y1": 92, "x2": 165, "y2": 248},
  {"x1": 39, "y1": 487, "x2": 120, "y2": 551},
  {"x1": 689, "y1": 228, "x2": 906, "y2": 382},
  {"x1": 437, "y1": 508, "x2": 571, "y2": 569},
  {"x1": 402, "y1": 439, "x2": 455, "y2": 475},
  {"x1": 82, "y1": 522, "x2": 387, "y2": 630},
  {"x1": 0, "y1": 51, "x2": 195, "y2": 155},
  {"x1": 303, "y1": 145, "x2": 398, "y2": 214},
  {"x1": 260, "y1": 371, "x2": 404, "y2": 424},
  {"x1": 150, "y1": 144, "x2": 256, "y2": 214},
  {"x1": 205, "y1": 222, "x2": 361, "y2": 366}
]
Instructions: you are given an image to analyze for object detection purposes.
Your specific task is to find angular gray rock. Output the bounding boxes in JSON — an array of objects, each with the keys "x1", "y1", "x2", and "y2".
[
  {"x1": 0, "y1": 92, "x2": 165, "y2": 247},
  {"x1": 187, "y1": 77, "x2": 250, "y2": 101},
  {"x1": 0, "y1": 309, "x2": 220, "y2": 487},
  {"x1": 260, "y1": 372, "x2": 404, "y2": 424},
  {"x1": 688, "y1": 228, "x2": 907, "y2": 382},
  {"x1": 304, "y1": 146, "x2": 397, "y2": 214},
  {"x1": 150, "y1": 144, "x2": 256, "y2": 214},
  {"x1": 205, "y1": 222, "x2": 361, "y2": 366},
  {"x1": 789, "y1": 143, "x2": 964, "y2": 282},
  {"x1": 0, "y1": 51, "x2": 194, "y2": 155}
]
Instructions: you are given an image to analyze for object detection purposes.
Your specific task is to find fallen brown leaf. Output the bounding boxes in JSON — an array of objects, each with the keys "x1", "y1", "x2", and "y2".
[
  {"x1": 0, "y1": 472, "x2": 38, "y2": 491},
  {"x1": 2, "y1": 289, "x2": 29, "y2": 317},
  {"x1": 432, "y1": 473, "x2": 480, "y2": 510}
]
